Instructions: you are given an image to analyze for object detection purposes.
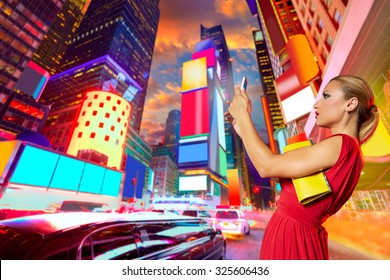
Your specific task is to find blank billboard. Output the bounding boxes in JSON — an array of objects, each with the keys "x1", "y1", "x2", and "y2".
[
  {"x1": 179, "y1": 175, "x2": 208, "y2": 191},
  {"x1": 281, "y1": 86, "x2": 315, "y2": 123}
]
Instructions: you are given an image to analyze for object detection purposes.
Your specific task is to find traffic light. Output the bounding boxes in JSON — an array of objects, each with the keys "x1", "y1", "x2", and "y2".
[{"x1": 253, "y1": 185, "x2": 260, "y2": 194}]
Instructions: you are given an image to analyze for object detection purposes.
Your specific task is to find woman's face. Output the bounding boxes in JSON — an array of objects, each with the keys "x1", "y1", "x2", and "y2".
[{"x1": 314, "y1": 80, "x2": 348, "y2": 128}]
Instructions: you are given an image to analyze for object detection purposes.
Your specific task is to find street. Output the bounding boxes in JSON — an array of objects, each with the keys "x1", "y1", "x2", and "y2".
[{"x1": 225, "y1": 212, "x2": 374, "y2": 260}]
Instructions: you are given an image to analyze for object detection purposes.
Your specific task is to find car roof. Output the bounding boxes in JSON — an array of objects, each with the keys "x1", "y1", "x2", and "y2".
[{"x1": 0, "y1": 212, "x2": 201, "y2": 236}]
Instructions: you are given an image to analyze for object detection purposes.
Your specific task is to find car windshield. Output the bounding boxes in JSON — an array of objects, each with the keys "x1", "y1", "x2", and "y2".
[
  {"x1": 182, "y1": 210, "x2": 197, "y2": 217},
  {"x1": 215, "y1": 211, "x2": 239, "y2": 219}
]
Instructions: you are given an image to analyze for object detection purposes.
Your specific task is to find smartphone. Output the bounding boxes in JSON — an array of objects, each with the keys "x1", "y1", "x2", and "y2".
[{"x1": 241, "y1": 76, "x2": 248, "y2": 91}]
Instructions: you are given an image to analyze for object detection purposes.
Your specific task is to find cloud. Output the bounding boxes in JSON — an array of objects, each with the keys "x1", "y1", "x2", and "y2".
[{"x1": 140, "y1": 119, "x2": 166, "y2": 145}]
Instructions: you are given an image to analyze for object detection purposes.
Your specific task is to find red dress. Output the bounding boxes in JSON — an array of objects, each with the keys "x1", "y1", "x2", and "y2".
[{"x1": 260, "y1": 134, "x2": 363, "y2": 260}]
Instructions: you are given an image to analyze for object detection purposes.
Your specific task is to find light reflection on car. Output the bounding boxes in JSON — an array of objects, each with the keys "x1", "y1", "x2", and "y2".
[
  {"x1": 0, "y1": 212, "x2": 226, "y2": 260},
  {"x1": 213, "y1": 209, "x2": 250, "y2": 239}
]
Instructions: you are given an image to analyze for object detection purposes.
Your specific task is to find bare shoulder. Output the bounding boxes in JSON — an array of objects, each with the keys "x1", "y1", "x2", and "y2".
[
  {"x1": 270, "y1": 135, "x2": 343, "y2": 178},
  {"x1": 309, "y1": 135, "x2": 343, "y2": 169}
]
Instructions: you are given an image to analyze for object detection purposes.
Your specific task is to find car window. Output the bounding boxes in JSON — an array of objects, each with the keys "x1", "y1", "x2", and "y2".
[
  {"x1": 215, "y1": 211, "x2": 239, "y2": 219},
  {"x1": 60, "y1": 201, "x2": 107, "y2": 212},
  {"x1": 135, "y1": 221, "x2": 209, "y2": 256},
  {"x1": 198, "y1": 211, "x2": 211, "y2": 218},
  {"x1": 182, "y1": 210, "x2": 197, "y2": 217},
  {"x1": 80, "y1": 224, "x2": 138, "y2": 260}
]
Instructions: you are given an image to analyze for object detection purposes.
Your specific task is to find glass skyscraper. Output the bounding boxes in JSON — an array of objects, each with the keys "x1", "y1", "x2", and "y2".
[
  {"x1": 164, "y1": 109, "x2": 180, "y2": 163},
  {"x1": 32, "y1": 0, "x2": 87, "y2": 75},
  {"x1": 200, "y1": 24, "x2": 250, "y2": 199},
  {"x1": 0, "y1": 0, "x2": 66, "y2": 137},
  {"x1": 39, "y1": 0, "x2": 160, "y2": 151}
]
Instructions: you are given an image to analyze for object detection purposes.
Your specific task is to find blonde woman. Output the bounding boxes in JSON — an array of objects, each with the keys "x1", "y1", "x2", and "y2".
[{"x1": 227, "y1": 75, "x2": 379, "y2": 259}]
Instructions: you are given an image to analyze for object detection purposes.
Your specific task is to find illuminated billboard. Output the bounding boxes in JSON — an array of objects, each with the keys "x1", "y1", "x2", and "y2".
[
  {"x1": 8, "y1": 143, "x2": 123, "y2": 197},
  {"x1": 178, "y1": 141, "x2": 208, "y2": 167},
  {"x1": 286, "y1": 35, "x2": 319, "y2": 85},
  {"x1": 227, "y1": 169, "x2": 241, "y2": 206},
  {"x1": 192, "y1": 48, "x2": 216, "y2": 68},
  {"x1": 281, "y1": 86, "x2": 316, "y2": 123},
  {"x1": 14, "y1": 61, "x2": 50, "y2": 100},
  {"x1": 179, "y1": 175, "x2": 208, "y2": 191},
  {"x1": 180, "y1": 88, "x2": 210, "y2": 137},
  {"x1": 67, "y1": 91, "x2": 130, "y2": 169},
  {"x1": 181, "y1": 57, "x2": 207, "y2": 93}
]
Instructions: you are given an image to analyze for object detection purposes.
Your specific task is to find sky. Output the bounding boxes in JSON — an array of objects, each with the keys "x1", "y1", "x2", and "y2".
[{"x1": 139, "y1": 0, "x2": 268, "y2": 145}]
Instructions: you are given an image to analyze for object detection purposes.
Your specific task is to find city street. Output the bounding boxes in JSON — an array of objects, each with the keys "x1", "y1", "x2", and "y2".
[{"x1": 225, "y1": 212, "x2": 374, "y2": 260}]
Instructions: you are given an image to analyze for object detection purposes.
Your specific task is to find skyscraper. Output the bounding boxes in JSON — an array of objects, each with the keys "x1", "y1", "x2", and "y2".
[
  {"x1": 32, "y1": 0, "x2": 87, "y2": 75},
  {"x1": 39, "y1": 0, "x2": 160, "y2": 151},
  {"x1": 0, "y1": 0, "x2": 66, "y2": 138},
  {"x1": 178, "y1": 40, "x2": 229, "y2": 206},
  {"x1": 200, "y1": 24, "x2": 250, "y2": 203},
  {"x1": 164, "y1": 109, "x2": 180, "y2": 163}
]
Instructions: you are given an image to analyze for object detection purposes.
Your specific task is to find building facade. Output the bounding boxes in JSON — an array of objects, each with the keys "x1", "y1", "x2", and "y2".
[
  {"x1": 151, "y1": 145, "x2": 178, "y2": 197},
  {"x1": 0, "y1": 0, "x2": 66, "y2": 138},
  {"x1": 32, "y1": 0, "x2": 87, "y2": 75},
  {"x1": 164, "y1": 109, "x2": 180, "y2": 163}
]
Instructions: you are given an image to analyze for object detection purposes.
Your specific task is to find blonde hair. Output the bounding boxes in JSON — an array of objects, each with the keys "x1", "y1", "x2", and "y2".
[{"x1": 329, "y1": 75, "x2": 379, "y2": 144}]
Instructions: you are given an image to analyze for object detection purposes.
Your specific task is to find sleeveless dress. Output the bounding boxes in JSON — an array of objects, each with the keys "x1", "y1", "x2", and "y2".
[{"x1": 260, "y1": 134, "x2": 363, "y2": 260}]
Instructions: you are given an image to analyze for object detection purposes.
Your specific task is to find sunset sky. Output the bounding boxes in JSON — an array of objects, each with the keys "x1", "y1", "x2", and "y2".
[{"x1": 140, "y1": 0, "x2": 268, "y2": 145}]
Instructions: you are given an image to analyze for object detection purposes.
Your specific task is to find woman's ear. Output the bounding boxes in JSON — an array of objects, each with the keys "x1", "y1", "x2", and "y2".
[{"x1": 346, "y1": 97, "x2": 359, "y2": 112}]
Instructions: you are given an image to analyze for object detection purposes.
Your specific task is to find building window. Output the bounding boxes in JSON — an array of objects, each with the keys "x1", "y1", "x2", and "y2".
[
  {"x1": 82, "y1": 111, "x2": 86, "y2": 116},
  {"x1": 78, "y1": 132, "x2": 82, "y2": 138},
  {"x1": 317, "y1": 18, "x2": 324, "y2": 32},
  {"x1": 104, "y1": 135, "x2": 110, "y2": 141},
  {"x1": 94, "y1": 94, "x2": 98, "y2": 99},
  {"x1": 117, "y1": 117, "x2": 121, "y2": 123},
  {"x1": 307, "y1": 17, "x2": 313, "y2": 29},
  {"x1": 99, "y1": 102, "x2": 104, "y2": 108},
  {"x1": 85, "y1": 121, "x2": 90, "y2": 126},
  {"x1": 99, "y1": 122, "x2": 104, "y2": 128},
  {"x1": 88, "y1": 102, "x2": 92, "y2": 107},
  {"x1": 92, "y1": 111, "x2": 97, "y2": 116},
  {"x1": 110, "y1": 125, "x2": 115, "y2": 131},
  {"x1": 105, "y1": 113, "x2": 110, "y2": 118},
  {"x1": 117, "y1": 100, "x2": 121, "y2": 105},
  {"x1": 324, "y1": 0, "x2": 331, "y2": 8},
  {"x1": 90, "y1": 132, "x2": 96, "y2": 138},
  {"x1": 112, "y1": 106, "x2": 117, "y2": 111},
  {"x1": 106, "y1": 96, "x2": 111, "y2": 101},
  {"x1": 326, "y1": 35, "x2": 333, "y2": 49},
  {"x1": 334, "y1": 10, "x2": 342, "y2": 28},
  {"x1": 120, "y1": 130, "x2": 123, "y2": 136}
]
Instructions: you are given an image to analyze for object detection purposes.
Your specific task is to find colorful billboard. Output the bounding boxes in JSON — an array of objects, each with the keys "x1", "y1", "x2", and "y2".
[
  {"x1": 181, "y1": 57, "x2": 207, "y2": 93},
  {"x1": 180, "y1": 88, "x2": 210, "y2": 137}
]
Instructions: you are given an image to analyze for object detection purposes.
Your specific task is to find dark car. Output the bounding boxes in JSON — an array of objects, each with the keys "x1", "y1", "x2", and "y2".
[{"x1": 0, "y1": 212, "x2": 226, "y2": 260}]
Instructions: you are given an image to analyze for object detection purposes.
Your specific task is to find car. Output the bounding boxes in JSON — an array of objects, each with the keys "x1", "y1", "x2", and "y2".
[
  {"x1": 0, "y1": 212, "x2": 226, "y2": 260},
  {"x1": 213, "y1": 209, "x2": 250, "y2": 239},
  {"x1": 181, "y1": 209, "x2": 214, "y2": 226}
]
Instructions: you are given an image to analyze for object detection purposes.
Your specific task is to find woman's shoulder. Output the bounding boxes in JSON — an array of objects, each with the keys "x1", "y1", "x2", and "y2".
[{"x1": 324, "y1": 133, "x2": 361, "y2": 157}]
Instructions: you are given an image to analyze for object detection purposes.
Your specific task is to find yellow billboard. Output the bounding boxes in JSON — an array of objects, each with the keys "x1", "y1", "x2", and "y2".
[{"x1": 182, "y1": 57, "x2": 207, "y2": 93}]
